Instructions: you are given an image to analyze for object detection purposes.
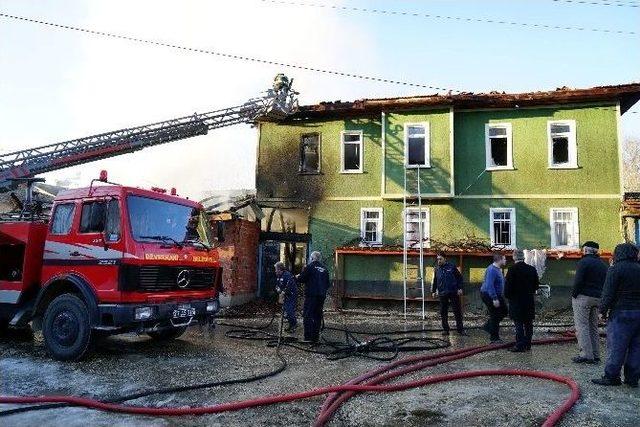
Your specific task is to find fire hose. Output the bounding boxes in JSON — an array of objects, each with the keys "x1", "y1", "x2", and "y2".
[{"x1": 0, "y1": 333, "x2": 580, "y2": 426}]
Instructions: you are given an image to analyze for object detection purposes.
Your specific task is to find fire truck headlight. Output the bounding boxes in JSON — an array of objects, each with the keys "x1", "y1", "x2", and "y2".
[
  {"x1": 206, "y1": 300, "x2": 219, "y2": 313},
  {"x1": 134, "y1": 306, "x2": 153, "y2": 320}
]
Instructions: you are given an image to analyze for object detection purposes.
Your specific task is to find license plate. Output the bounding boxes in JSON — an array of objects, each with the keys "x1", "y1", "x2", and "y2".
[{"x1": 172, "y1": 307, "x2": 196, "y2": 318}]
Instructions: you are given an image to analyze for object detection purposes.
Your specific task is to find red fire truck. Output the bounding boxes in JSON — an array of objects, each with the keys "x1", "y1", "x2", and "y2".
[
  {"x1": 0, "y1": 175, "x2": 222, "y2": 360},
  {"x1": 0, "y1": 75, "x2": 297, "y2": 360}
]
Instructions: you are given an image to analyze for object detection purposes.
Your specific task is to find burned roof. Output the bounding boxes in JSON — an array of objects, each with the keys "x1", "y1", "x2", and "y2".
[{"x1": 284, "y1": 83, "x2": 640, "y2": 121}]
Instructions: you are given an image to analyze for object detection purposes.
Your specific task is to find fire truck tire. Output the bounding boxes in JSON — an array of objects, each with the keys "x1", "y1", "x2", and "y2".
[
  {"x1": 147, "y1": 326, "x2": 188, "y2": 341},
  {"x1": 42, "y1": 294, "x2": 93, "y2": 361}
]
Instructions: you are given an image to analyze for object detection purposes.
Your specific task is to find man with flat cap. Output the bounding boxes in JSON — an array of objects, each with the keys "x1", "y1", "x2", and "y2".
[
  {"x1": 504, "y1": 249, "x2": 539, "y2": 352},
  {"x1": 571, "y1": 241, "x2": 609, "y2": 364}
]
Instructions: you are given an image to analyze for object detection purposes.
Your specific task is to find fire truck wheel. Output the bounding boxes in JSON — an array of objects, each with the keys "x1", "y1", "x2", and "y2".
[
  {"x1": 42, "y1": 294, "x2": 93, "y2": 361},
  {"x1": 147, "y1": 326, "x2": 188, "y2": 341}
]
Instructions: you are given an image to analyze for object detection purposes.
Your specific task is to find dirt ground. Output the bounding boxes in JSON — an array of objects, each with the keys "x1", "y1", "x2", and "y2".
[{"x1": 0, "y1": 311, "x2": 638, "y2": 427}]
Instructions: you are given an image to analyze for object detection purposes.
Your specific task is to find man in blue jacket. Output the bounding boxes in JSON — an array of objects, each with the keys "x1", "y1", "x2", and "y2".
[
  {"x1": 480, "y1": 253, "x2": 508, "y2": 344},
  {"x1": 275, "y1": 261, "x2": 297, "y2": 332},
  {"x1": 296, "y1": 251, "x2": 330, "y2": 343},
  {"x1": 431, "y1": 252, "x2": 466, "y2": 336}
]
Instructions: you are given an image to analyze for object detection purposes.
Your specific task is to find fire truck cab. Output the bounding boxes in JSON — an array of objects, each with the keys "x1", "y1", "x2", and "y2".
[{"x1": 0, "y1": 176, "x2": 222, "y2": 360}]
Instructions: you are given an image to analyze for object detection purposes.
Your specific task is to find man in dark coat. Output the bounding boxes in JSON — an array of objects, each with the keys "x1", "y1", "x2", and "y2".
[
  {"x1": 296, "y1": 250, "x2": 330, "y2": 343},
  {"x1": 571, "y1": 241, "x2": 608, "y2": 364},
  {"x1": 431, "y1": 252, "x2": 465, "y2": 336},
  {"x1": 592, "y1": 243, "x2": 640, "y2": 388},
  {"x1": 504, "y1": 249, "x2": 539, "y2": 352},
  {"x1": 274, "y1": 261, "x2": 297, "y2": 332}
]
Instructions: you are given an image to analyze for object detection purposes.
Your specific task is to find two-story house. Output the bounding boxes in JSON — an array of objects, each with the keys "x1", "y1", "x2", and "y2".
[{"x1": 255, "y1": 83, "x2": 640, "y2": 307}]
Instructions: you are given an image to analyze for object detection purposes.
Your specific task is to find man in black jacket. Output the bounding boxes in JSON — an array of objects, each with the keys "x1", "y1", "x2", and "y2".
[
  {"x1": 296, "y1": 251, "x2": 330, "y2": 343},
  {"x1": 592, "y1": 243, "x2": 640, "y2": 388},
  {"x1": 504, "y1": 249, "x2": 539, "y2": 352},
  {"x1": 571, "y1": 241, "x2": 609, "y2": 364},
  {"x1": 431, "y1": 252, "x2": 465, "y2": 336}
]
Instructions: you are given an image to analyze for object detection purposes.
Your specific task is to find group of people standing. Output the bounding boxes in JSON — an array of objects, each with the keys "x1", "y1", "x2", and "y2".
[
  {"x1": 434, "y1": 242, "x2": 640, "y2": 388},
  {"x1": 276, "y1": 241, "x2": 640, "y2": 389}
]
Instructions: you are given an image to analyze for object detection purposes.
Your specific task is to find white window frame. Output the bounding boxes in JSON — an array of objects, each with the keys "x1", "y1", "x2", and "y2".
[
  {"x1": 403, "y1": 207, "x2": 430, "y2": 248},
  {"x1": 340, "y1": 130, "x2": 364, "y2": 174},
  {"x1": 485, "y1": 123, "x2": 513, "y2": 171},
  {"x1": 550, "y1": 208, "x2": 579, "y2": 249},
  {"x1": 404, "y1": 122, "x2": 431, "y2": 168},
  {"x1": 360, "y1": 207, "x2": 383, "y2": 245},
  {"x1": 489, "y1": 207, "x2": 516, "y2": 249},
  {"x1": 547, "y1": 120, "x2": 577, "y2": 169}
]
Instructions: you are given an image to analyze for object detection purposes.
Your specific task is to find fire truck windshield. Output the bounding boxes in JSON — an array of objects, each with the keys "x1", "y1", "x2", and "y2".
[{"x1": 127, "y1": 195, "x2": 212, "y2": 247}]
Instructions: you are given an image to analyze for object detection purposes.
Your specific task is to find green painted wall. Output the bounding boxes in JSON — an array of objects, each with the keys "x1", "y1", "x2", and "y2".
[
  {"x1": 257, "y1": 118, "x2": 382, "y2": 200},
  {"x1": 455, "y1": 104, "x2": 620, "y2": 195},
  {"x1": 257, "y1": 102, "x2": 623, "y2": 303},
  {"x1": 384, "y1": 108, "x2": 452, "y2": 195},
  {"x1": 310, "y1": 198, "x2": 620, "y2": 288}
]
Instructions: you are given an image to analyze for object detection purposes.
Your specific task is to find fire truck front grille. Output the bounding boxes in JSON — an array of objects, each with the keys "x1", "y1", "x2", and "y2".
[{"x1": 135, "y1": 266, "x2": 217, "y2": 291}]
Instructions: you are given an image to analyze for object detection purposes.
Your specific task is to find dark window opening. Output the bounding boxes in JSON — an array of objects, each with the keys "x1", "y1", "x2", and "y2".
[
  {"x1": 552, "y1": 137, "x2": 569, "y2": 164},
  {"x1": 80, "y1": 201, "x2": 107, "y2": 233},
  {"x1": 490, "y1": 138, "x2": 508, "y2": 167},
  {"x1": 300, "y1": 133, "x2": 320, "y2": 173},
  {"x1": 408, "y1": 137, "x2": 425, "y2": 165},
  {"x1": 343, "y1": 143, "x2": 361, "y2": 171},
  {"x1": 407, "y1": 125, "x2": 427, "y2": 166}
]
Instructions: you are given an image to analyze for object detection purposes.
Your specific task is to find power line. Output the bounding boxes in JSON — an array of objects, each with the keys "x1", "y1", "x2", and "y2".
[
  {"x1": 257, "y1": 0, "x2": 637, "y2": 36},
  {"x1": 552, "y1": 0, "x2": 639, "y2": 7},
  {"x1": 0, "y1": 12, "x2": 458, "y2": 93}
]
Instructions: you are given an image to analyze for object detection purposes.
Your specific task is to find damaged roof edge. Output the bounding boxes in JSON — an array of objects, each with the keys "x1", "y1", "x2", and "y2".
[{"x1": 277, "y1": 83, "x2": 640, "y2": 121}]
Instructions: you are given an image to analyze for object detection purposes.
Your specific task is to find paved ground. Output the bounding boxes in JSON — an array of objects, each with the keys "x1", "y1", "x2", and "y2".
[{"x1": 0, "y1": 312, "x2": 638, "y2": 426}]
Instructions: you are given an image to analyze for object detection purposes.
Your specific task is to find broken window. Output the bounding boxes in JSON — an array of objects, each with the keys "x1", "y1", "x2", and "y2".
[
  {"x1": 550, "y1": 208, "x2": 579, "y2": 248},
  {"x1": 548, "y1": 121, "x2": 577, "y2": 168},
  {"x1": 50, "y1": 203, "x2": 75, "y2": 235},
  {"x1": 485, "y1": 124, "x2": 512, "y2": 170},
  {"x1": 405, "y1": 124, "x2": 430, "y2": 167},
  {"x1": 299, "y1": 133, "x2": 320, "y2": 173},
  {"x1": 490, "y1": 208, "x2": 516, "y2": 248},
  {"x1": 360, "y1": 208, "x2": 382, "y2": 245},
  {"x1": 404, "y1": 208, "x2": 430, "y2": 248},
  {"x1": 341, "y1": 131, "x2": 363, "y2": 172}
]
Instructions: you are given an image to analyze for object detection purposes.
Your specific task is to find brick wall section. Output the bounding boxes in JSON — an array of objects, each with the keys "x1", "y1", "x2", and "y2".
[{"x1": 212, "y1": 218, "x2": 260, "y2": 303}]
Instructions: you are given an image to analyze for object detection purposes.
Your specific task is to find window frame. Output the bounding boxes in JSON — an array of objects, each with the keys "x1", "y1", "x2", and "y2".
[
  {"x1": 360, "y1": 207, "x2": 383, "y2": 246},
  {"x1": 340, "y1": 130, "x2": 364, "y2": 174},
  {"x1": 404, "y1": 122, "x2": 431, "y2": 168},
  {"x1": 79, "y1": 200, "x2": 108, "y2": 235},
  {"x1": 299, "y1": 132, "x2": 321, "y2": 174},
  {"x1": 547, "y1": 120, "x2": 577, "y2": 169},
  {"x1": 489, "y1": 207, "x2": 517, "y2": 249},
  {"x1": 549, "y1": 207, "x2": 579, "y2": 249},
  {"x1": 403, "y1": 207, "x2": 431, "y2": 248},
  {"x1": 49, "y1": 202, "x2": 76, "y2": 236},
  {"x1": 485, "y1": 123, "x2": 514, "y2": 171}
]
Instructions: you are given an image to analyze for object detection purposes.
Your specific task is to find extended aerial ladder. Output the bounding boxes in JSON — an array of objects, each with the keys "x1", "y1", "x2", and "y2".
[{"x1": 0, "y1": 74, "x2": 298, "y2": 191}]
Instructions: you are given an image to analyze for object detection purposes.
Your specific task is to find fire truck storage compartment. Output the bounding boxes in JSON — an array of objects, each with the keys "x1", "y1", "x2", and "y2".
[{"x1": 0, "y1": 243, "x2": 25, "y2": 281}]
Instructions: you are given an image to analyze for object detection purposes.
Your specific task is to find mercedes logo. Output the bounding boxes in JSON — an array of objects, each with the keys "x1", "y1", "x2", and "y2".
[{"x1": 176, "y1": 269, "x2": 191, "y2": 288}]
